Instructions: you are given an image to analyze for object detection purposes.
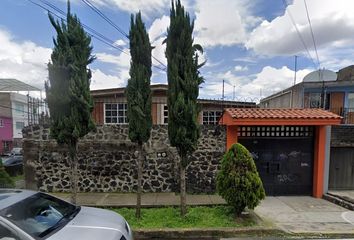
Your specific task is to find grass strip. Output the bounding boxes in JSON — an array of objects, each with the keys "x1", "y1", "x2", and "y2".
[{"x1": 112, "y1": 206, "x2": 256, "y2": 229}]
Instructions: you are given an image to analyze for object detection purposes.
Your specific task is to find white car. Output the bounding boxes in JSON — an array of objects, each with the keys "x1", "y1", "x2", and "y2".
[{"x1": 0, "y1": 189, "x2": 132, "y2": 240}]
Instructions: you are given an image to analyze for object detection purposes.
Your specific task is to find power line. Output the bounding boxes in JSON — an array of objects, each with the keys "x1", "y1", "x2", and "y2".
[
  {"x1": 38, "y1": 0, "x2": 127, "y2": 53},
  {"x1": 26, "y1": 0, "x2": 166, "y2": 72},
  {"x1": 281, "y1": 0, "x2": 317, "y2": 69},
  {"x1": 81, "y1": 0, "x2": 167, "y2": 69},
  {"x1": 303, "y1": 0, "x2": 320, "y2": 69},
  {"x1": 81, "y1": 0, "x2": 128, "y2": 38}
]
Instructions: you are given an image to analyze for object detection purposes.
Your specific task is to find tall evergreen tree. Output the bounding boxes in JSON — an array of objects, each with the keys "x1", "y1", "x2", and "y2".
[
  {"x1": 165, "y1": 0, "x2": 204, "y2": 216},
  {"x1": 45, "y1": 1, "x2": 95, "y2": 204},
  {"x1": 126, "y1": 12, "x2": 152, "y2": 219}
]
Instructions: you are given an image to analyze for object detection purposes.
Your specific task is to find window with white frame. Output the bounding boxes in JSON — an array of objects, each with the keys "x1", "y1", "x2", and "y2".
[
  {"x1": 163, "y1": 105, "x2": 168, "y2": 124},
  {"x1": 202, "y1": 110, "x2": 222, "y2": 125},
  {"x1": 15, "y1": 102, "x2": 25, "y2": 114},
  {"x1": 16, "y1": 121, "x2": 24, "y2": 130},
  {"x1": 0, "y1": 119, "x2": 3, "y2": 127},
  {"x1": 105, "y1": 103, "x2": 128, "y2": 124}
]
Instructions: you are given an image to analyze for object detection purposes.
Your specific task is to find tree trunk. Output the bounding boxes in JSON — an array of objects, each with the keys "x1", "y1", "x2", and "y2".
[
  {"x1": 136, "y1": 143, "x2": 144, "y2": 219},
  {"x1": 180, "y1": 161, "x2": 187, "y2": 217},
  {"x1": 69, "y1": 142, "x2": 78, "y2": 205}
]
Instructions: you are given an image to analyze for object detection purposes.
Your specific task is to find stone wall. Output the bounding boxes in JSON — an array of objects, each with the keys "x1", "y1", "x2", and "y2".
[
  {"x1": 331, "y1": 125, "x2": 354, "y2": 147},
  {"x1": 23, "y1": 124, "x2": 226, "y2": 194}
]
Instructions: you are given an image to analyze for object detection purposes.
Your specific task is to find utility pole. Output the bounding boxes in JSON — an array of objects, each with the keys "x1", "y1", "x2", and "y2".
[
  {"x1": 233, "y1": 85, "x2": 235, "y2": 100},
  {"x1": 291, "y1": 55, "x2": 298, "y2": 108},
  {"x1": 293, "y1": 55, "x2": 298, "y2": 86},
  {"x1": 221, "y1": 80, "x2": 225, "y2": 125}
]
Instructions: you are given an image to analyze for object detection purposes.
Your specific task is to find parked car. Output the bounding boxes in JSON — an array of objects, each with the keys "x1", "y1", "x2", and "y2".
[
  {"x1": 10, "y1": 148, "x2": 23, "y2": 156},
  {"x1": 0, "y1": 189, "x2": 132, "y2": 240},
  {"x1": 3, "y1": 155, "x2": 23, "y2": 176}
]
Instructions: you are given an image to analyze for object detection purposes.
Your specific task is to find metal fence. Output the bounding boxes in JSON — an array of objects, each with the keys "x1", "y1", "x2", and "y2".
[{"x1": 329, "y1": 108, "x2": 354, "y2": 124}]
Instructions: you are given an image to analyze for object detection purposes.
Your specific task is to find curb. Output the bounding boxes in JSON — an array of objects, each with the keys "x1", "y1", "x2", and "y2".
[
  {"x1": 133, "y1": 227, "x2": 284, "y2": 239},
  {"x1": 323, "y1": 193, "x2": 354, "y2": 211}
]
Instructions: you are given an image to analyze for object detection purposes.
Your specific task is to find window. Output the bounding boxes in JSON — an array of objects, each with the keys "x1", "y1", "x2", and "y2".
[
  {"x1": 0, "y1": 193, "x2": 78, "y2": 239},
  {"x1": 0, "y1": 223, "x2": 20, "y2": 240},
  {"x1": 15, "y1": 122, "x2": 24, "y2": 130},
  {"x1": 0, "y1": 119, "x2": 3, "y2": 127},
  {"x1": 348, "y1": 93, "x2": 354, "y2": 112},
  {"x1": 202, "y1": 110, "x2": 222, "y2": 125},
  {"x1": 163, "y1": 105, "x2": 168, "y2": 124},
  {"x1": 308, "y1": 93, "x2": 321, "y2": 108},
  {"x1": 15, "y1": 103, "x2": 25, "y2": 114},
  {"x1": 105, "y1": 103, "x2": 128, "y2": 124}
]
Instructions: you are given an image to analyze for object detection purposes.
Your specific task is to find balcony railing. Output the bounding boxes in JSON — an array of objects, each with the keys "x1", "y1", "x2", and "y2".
[{"x1": 329, "y1": 108, "x2": 354, "y2": 124}]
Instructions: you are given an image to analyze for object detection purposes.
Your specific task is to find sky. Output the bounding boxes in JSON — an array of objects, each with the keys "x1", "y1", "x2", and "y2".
[{"x1": 1, "y1": 0, "x2": 354, "y2": 101}]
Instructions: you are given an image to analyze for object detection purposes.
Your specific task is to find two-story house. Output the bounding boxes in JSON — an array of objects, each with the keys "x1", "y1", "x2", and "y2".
[{"x1": 259, "y1": 65, "x2": 354, "y2": 124}]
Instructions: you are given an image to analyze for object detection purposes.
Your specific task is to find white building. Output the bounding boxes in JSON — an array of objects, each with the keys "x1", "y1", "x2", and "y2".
[{"x1": 10, "y1": 93, "x2": 28, "y2": 141}]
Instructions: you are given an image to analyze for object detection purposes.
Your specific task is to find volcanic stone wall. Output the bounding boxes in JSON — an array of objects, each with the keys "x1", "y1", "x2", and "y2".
[{"x1": 23, "y1": 124, "x2": 226, "y2": 193}]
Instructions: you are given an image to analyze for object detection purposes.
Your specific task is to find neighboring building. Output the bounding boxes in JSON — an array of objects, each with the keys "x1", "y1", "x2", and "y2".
[
  {"x1": 91, "y1": 84, "x2": 256, "y2": 125},
  {"x1": 0, "y1": 79, "x2": 44, "y2": 154},
  {"x1": 0, "y1": 116, "x2": 13, "y2": 154},
  {"x1": 10, "y1": 93, "x2": 29, "y2": 146},
  {"x1": 259, "y1": 66, "x2": 354, "y2": 124}
]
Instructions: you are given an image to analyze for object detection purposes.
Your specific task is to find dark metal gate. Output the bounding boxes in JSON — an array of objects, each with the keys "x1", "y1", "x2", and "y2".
[
  {"x1": 329, "y1": 147, "x2": 354, "y2": 190},
  {"x1": 238, "y1": 126, "x2": 314, "y2": 196}
]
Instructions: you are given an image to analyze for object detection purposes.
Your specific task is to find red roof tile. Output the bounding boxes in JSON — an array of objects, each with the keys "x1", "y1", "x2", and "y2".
[{"x1": 224, "y1": 108, "x2": 342, "y2": 120}]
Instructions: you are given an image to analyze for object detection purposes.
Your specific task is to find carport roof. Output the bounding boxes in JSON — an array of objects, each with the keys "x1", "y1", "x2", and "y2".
[
  {"x1": 220, "y1": 108, "x2": 342, "y2": 126},
  {"x1": 0, "y1": 78, "x2": 40, "y2": 91}
]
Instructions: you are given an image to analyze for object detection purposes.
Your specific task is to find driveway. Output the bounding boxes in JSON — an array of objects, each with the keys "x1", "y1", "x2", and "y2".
[{"x1": 254, "y1": 196, "x2": 354, "y2": 234}]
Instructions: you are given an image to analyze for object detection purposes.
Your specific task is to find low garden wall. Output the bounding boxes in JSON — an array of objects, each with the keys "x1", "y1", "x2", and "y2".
[{"x1": 23, "y1": 124, "x2": 226, "y2": 194}]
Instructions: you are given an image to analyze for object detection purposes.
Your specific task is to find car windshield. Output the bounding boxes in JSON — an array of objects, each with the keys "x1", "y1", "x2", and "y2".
[{"x1": 0, "y1": 193, "x2": 79, "y2": 238}]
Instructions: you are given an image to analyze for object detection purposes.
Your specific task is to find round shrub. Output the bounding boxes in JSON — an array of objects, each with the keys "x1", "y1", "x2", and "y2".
[
  {"x1": 0, "y1": 160, "x2": 14, "y2": 188},
  {"x1": 217, "y1": 143, "x2": 265, "y2": 216}
]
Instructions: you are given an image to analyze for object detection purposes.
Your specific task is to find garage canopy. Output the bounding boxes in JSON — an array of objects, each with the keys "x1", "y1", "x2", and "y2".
[
  {"x1": 220, "y1": 108, "x2": 342, "y2": 126},
  {"x1": 0, "y1": 78, "x2": 40, "y2": 91}
]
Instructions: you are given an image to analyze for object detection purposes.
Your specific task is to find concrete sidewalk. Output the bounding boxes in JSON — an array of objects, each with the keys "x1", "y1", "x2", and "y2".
[
  {"x1": 254, "y1": 196, "x2": 354, "y2": 235},
  {"x1": 328, "y1": 190, "x2": 354, "y2": 203},
  {"x1": 52, "y1": 192, "x2": 226, "y2": 207}
]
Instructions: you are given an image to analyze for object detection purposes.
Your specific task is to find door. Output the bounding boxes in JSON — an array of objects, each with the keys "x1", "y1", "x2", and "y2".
[
  {"x1": 329, "y1": 147, "x2": 354, "y2": 189},
  {"x1": 238, "y1": 126, "x2": 314, "y2": 196}
]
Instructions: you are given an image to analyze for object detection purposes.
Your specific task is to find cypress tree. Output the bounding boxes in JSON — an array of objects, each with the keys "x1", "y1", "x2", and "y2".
[
  {"x1": 45, "y1": 1, "x2": 95, "y2": 204},
  {"x1": 126, "y1": 12, "x2": 152, "y2": 219},
  {"x1": 165, "y1": 0, "x2": 204, "y2": 216}
]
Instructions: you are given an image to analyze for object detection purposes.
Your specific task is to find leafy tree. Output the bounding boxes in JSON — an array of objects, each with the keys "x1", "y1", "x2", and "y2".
[
  {"x1": 217, "y1": 143, "x2": 265, "y2": 216},
  {"x1": 126, "y1": 12, "x2": 152, "y2": 219},
  {"x1": 165, "y1": 0, "x2": 204, "y2": 216},
  {"x1": 45, "y1": 1, "x2": 95, "y2": 204},
  {"x1": 0, "y1": 161, "x2": 14, "y2": 188}
]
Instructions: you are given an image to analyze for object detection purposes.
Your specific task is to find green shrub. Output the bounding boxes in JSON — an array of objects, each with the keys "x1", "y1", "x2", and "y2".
[
  {"x1": 217, "y1": 143, "x2": 265, "y2": 216},
  {"x1": 0, "y1": 160, "x2": 14, "y2": 188}
]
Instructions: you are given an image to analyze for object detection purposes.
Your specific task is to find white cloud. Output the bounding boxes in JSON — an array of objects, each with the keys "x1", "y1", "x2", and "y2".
[
  {"x1": 194, "y1": 0, "x2": 261, "y2": 47},
  {"x1": 149, "y1": 15, "x2": 169, "y2": 42},
  {"x1": 0, "y1": 28, "x2": 51, "y2": 90},
  {"x1": 114, "y1": 39, "x2": 127, "y2": 46},
  {"x1": 246, "y1": 0, "x2": 354, "y2": 59},
  {"x1": 200, "y1": 66, "x2": 312, "y2": 100},
  {"x1": 238, "y1": 66, "x2": 311, "y2": 98},
  {"x1": 90, "y1": 0, "x2": 169, "y2": 18},
  {"x1": 95, "y1": 49, "x2": 130, "y2": 84},
  {"x1": 91, "y1": 68, "x2": 126, "y2": 89},
  {"x1": 96, "y1": 51, "x2": 130, "y2": 68},
  {"x1": 234, "y1": 65, "x2": 248, "y2": 72}
]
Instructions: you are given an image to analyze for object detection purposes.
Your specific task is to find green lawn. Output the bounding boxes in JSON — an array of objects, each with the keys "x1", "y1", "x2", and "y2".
[{"x1": 112, "y1": 206, "x2": 256, "y2": 229}]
